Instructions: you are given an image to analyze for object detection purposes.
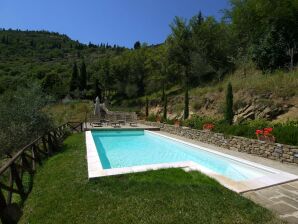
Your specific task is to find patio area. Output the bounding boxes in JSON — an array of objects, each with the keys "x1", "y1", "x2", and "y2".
[{"x1": 84, "y1": 122, "x2": 160, "y2": 131}]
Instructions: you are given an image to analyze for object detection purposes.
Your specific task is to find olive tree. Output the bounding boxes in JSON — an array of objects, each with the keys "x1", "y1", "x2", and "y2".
[{"x1": 0, "y1": 85, "x2": 53, "y2": 158}]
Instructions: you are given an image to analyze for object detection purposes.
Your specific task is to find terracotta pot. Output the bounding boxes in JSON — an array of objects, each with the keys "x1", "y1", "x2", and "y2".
[{"x1": 258, "y1": 135, "x2": 266, "y2": 141}]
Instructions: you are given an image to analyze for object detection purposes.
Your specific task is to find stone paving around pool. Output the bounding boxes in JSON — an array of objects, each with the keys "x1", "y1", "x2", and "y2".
[{"x1": 243, "y1": 181, "x2": 298, "y2": 224}]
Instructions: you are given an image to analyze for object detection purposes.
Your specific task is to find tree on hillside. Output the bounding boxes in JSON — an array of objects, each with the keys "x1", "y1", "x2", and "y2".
[
  {"x1": 225, "y1": 83, "x2": 234, "y2": 125},
  {"x1": 168, "y1": 17, "x2": 192, "y2": 76},
  {"x1": 190, "y1": 14, "x2": 234, "y2": 83},
  {"x1": 227, "y1": 0, "x2": 298, "y2": 71},
  {"x1": 252, "y1": 26, "x2": 288, "y2": 72},
  {"x1": 69, "y1": 62, "x2": 79, "y2": 92},
  {"x1": 167, "y1": 17, "x2": 192, "y2": 119},
  {"x1": 144, "y1": 45, "x2": 174, "y2": 97},
  {"x1": 41, "y1": 73, "x2": 65, "y2": 99},
  {"x1": 134, "y1": 41, "x2": 141, "y2": 50},
  {"x1": 79, "y1": 61, "x2": 87, "y2": 90},
  {"x1": 0, "y1": 85, "x2": 53, "y2": 157}
]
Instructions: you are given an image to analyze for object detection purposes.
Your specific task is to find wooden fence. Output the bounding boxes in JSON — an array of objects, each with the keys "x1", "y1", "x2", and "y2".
[{"x1": 0, "y1": 122, "x2": 83, "y2": 223}]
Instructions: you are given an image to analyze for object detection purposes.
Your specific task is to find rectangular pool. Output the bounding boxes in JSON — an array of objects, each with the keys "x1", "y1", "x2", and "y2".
[{"x1": 86, "y1": 130, "x2": 297, "y2": 192}]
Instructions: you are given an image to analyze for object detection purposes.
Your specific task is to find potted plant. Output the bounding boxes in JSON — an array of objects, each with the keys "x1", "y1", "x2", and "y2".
[{"x1": 255, "y1": 127, "x2": 275, "y2": 143}]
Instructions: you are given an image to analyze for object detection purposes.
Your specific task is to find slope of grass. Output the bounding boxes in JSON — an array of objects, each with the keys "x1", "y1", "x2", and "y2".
[
  {"x1": 19, "y1": 134, "x2": 283, "y2": 224},
  {"x1": 191, "y1": 68, "x2": 298, "y2": 98}
]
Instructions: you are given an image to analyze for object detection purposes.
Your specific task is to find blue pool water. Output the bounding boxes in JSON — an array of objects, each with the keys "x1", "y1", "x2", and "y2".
[{"x1": 91, "y1": 130, "x2": 273, "y2": 181}]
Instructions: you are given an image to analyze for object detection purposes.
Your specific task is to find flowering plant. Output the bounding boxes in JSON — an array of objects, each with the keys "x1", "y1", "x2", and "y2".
[
  {"x1": 255, "y1": 127, "x2": 275, "y2": 142},
  {"x1": 203, "y1": 123, "x2": 215, "y2": 131}
]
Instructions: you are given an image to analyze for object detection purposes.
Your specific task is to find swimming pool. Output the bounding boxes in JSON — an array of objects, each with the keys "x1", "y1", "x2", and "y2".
[{"x1": 86, "y1": 130, "x2": 297, "y2": 192}]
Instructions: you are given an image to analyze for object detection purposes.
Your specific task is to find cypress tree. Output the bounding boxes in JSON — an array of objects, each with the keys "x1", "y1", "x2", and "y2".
[
  {"x1": 145, "y1": 97, "x2": 149, "y2": 118},
  {"x1": 161, "y1": 82, "x2": 165, "y2": 102},
  {"x1": 163, "y1": 94, "x2": 167, "y2": 121},
  {"x1": 225, "y1": 82, "x2": 234, "y2": 125},
  {"x1": 69, "y1": 62, "x2": 79, "y2": 92},
  {"x1": 79, "y1": 61, "x2": 87, "y2": 90},
  {"x1": 134, "y1": 41, "x2": 141, "y2": 50},
  {"x1": 94, "y1": 79, "x2": 102, "y2": 101},
  {"x1": 184, "y1": 85, "x2": 189, "y2": 120}
]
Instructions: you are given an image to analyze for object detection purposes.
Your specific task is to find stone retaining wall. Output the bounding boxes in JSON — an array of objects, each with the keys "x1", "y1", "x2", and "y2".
[{"x1": 140, "y1": 121, "x2": 298, "y2": 165}]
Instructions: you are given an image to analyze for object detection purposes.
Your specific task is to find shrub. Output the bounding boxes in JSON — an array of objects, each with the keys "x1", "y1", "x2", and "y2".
[
  {"x1": 184, "y1": 115, "x2": 215, "y2": 130},
  {"x1": 214, "y1": 119, "x2": 269, "y2": 139},
  {"x1": 165, "y1": 118, "x2": 176, "y2": 125},
  {"x1": 147, "y1": 114, "x2": 157, "y2": 122},
  {"x1": 272, "y1": 122, "x2": 298, "y2": 146}
]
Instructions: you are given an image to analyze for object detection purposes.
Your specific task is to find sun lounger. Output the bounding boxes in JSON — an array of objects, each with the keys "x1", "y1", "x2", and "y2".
[
  {"x1": 91, "y1": 122, "x2": 103, "y2": 127},
  {"x1": 129, "y1": 122, "x2": 138, "y2": 127},
  {"x1": 111, "y1": 122, "x2": 121, "y2": 128}
]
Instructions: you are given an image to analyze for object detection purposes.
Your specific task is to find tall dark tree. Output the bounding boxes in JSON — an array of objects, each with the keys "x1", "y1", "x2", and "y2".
[
  {"x1": 94, "y1": 79, "x2": 102, "y2": 101},
  {"x1": 69, "y1": 62, "x2": 79, "y2": 92},
  {"x1": 145, "y1": 97, "x2": 149, "y2": 118},
  {"x1": 79, "y1": 61, "x2": 87, "y2": 90},
  {"x1": 163, "y1": 94, "x2": 167, "y2": 120},
  {"x1": 134, "y1": 41, "x2": 141, "y2": 50},
  {"x1": 161, "y1": 82, "x2": 165, "y2": 102},
  {"x1": 225, "y1": 82, "x2": 234, "y2": 125},
  {"x1": 184, "y1": 85, "x2": 189, "y2": 120}
]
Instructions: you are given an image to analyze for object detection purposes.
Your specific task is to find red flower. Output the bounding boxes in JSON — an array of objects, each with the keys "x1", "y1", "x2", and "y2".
[
  {"x1": 264, "y1": 127, "x2": 273, "y2": 133},
  {"x1": 255, "y1": 130, "x2": 263, "y2": 135},
  {"x1": 203, "y1": 123, "x2": 215, "y2": 130},
  {"x1": 263, "y1": 130, "x2": 270, "y2": 136}
]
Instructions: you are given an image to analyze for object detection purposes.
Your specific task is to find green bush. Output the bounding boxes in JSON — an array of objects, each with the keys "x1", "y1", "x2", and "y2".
[
  {"x1": 147, "y1": 114, "x2": 157, "y2": 122},
  {"x1": 272, "y1": 121, "x2": 298, "y2": 146},
  {"x1": 214, "y1": 119, "x2": 270, "y2": 139},
  {"x1": 184, "y1": 115, "x2": 215, "y2": 130},
  {"x1": 165, "y1": 118, "x2": 176, "y2": 125}
]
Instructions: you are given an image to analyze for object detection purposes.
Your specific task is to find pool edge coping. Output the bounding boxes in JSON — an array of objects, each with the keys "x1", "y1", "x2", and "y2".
[{"x1": 85, "y1": 130, "x2": 298, "y2": 193}]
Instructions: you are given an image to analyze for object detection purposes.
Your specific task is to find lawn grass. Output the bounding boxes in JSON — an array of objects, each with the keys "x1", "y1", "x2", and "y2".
[{"x1": 19, "y1": 133, "x2": 283, "y2": 224}]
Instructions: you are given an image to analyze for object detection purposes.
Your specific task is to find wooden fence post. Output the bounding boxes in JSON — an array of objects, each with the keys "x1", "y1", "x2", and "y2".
[
  {"x1": 42, "y1": 137, "x2": 48, "y2": 156},
  {"x1": 10, "y1": 164, "x2": 26, "y2": 201},
  {"x1": 0, "y1": 188, "x2": 7, "y2": 223},
  {"x1": 47, "y1": 134, "x2": 54, "y2": 155}
]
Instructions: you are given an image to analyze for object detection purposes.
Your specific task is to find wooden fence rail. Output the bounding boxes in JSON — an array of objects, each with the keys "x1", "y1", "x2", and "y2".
[{"x1": 0, "y1": 122, "x2": 83, "y2": 223}]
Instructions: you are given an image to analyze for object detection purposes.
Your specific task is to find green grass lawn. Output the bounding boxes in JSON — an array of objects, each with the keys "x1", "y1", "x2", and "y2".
[{"x1": 19, "y1": 134, "x2": 283, "y2": 224}]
